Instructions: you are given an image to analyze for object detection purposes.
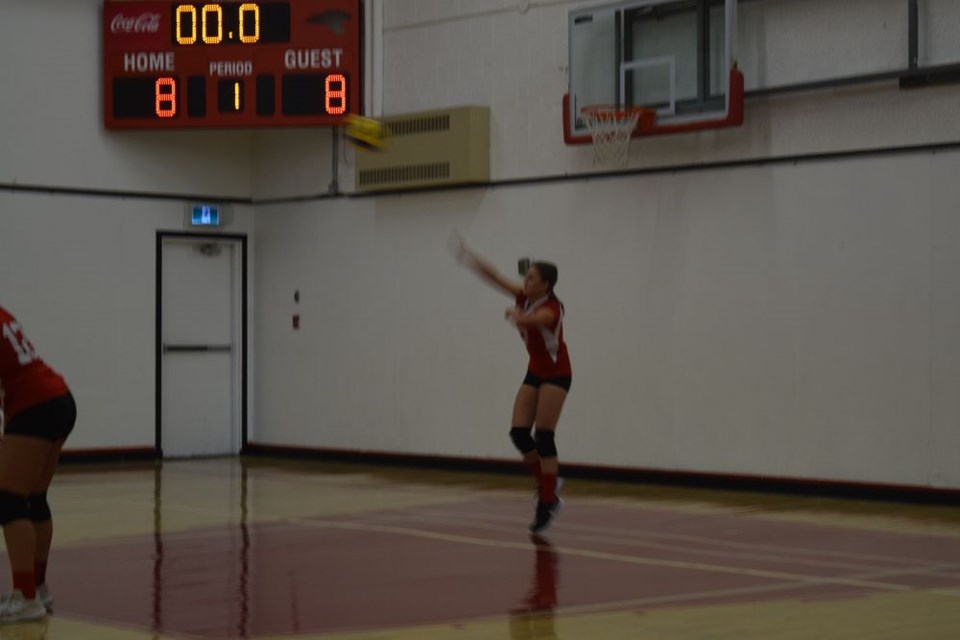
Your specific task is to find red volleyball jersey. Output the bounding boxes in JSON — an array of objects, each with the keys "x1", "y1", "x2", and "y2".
[
  {"x1": 0, "y1": 306, "x2": 69, "y2": 422},
  {"x1": 514, "y1": 293, "x2": 572, "y2": 378}
]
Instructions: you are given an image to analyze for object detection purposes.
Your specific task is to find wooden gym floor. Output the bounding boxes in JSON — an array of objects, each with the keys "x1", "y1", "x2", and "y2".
[{"x1": 1, "y1": 457, "x2": 958, "y2": 639}]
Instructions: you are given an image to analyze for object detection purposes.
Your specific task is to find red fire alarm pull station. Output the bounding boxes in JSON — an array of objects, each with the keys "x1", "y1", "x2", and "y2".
[{"x1": 292, "y1": 313, "x2": 300, "y2": 330}]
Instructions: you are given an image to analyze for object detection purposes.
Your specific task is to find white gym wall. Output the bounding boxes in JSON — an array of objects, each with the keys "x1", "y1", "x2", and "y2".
[
  {"x1": 254, "y1": 0, "x2": 960, "y2": 488},
  {"x1": 0, "y1": 0, "x2": 256, "y2": 450}
]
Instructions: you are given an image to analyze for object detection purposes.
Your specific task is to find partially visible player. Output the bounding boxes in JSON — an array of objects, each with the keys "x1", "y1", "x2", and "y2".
[
  {"x1": 453, "y1": 234, "x2": 571, "y2": 533},
  {"x1": 0, "y1": 306, "x2": 76, "y2": 622}
]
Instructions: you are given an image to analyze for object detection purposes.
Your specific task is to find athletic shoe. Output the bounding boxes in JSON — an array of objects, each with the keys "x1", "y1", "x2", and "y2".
[
  {"x1": 36, "y1": 584, "x2": 53, "y2": 612},
  {"x1": 0, "y1": 590, "x2": 47, "y2": 624},
  {"x1": 535, "y1": 476, "x2": 564, "y2": 501},
  {"x1": 529, "y1": 497, "x2": 564, "y2": 534}
]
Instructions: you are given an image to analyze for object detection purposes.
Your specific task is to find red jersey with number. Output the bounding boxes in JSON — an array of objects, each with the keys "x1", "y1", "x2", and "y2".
[
  {"x1": 0, "y1": 306, "x2": 69, "y2": 422},
  {"x1": 515, "y1": 293, "x2": 572, "y2": 378}
]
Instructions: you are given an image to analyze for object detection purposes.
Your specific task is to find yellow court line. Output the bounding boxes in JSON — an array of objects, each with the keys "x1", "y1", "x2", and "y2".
[
  {"x1": 292, "y1": 517, "x2": 960, "y2": 598},
  {"x1": 260, "y1": 591, "x2": 960, "y2": 640}
]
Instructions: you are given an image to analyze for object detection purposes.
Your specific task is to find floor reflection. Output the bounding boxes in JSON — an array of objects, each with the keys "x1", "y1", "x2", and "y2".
[
  {"x1": 509, "y1": 534, "x2": 560, "y2": 639},
  {"x1": 151, "y1": 460, "x2": 251, "y2": 638}
]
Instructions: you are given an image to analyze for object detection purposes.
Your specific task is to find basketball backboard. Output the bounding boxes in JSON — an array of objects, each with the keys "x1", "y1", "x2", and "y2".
[{"x1": 564, "y1": 0, "x2": 743, "y2": 144}]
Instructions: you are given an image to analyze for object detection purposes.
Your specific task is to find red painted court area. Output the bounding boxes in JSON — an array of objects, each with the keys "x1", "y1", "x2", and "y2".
[{"x1": 41, "y1": 494, "x2": 960, "y2": 638}]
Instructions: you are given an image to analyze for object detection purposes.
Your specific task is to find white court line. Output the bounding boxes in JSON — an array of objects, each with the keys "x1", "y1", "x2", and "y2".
[
  {"x1": 366, "y1": 510, "x2": 960, "y2": 575},
  {"x1": 52, "y1": 494, "x2": 960, "y2": 583},
  {"x1": 554, "y1": 564, "x2": 960, "y2": 616},
  {"x1": 928, "y1": 569, "x2": 960, "y2": 579},
  {"x1": 396, "y1": 503, "x2": 960, "y2": 567},
  {"x1": 290, "y1": 518, "x2": 960, "y2": 598}
]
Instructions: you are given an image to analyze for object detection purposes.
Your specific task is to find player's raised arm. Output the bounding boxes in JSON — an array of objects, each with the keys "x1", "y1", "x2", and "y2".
[
  {"x1": 451, "y1": 233, "x2": 522, "y2": 298},
  {"x1": 506, "y1": 305, "x2": 557, "y2": 329}
]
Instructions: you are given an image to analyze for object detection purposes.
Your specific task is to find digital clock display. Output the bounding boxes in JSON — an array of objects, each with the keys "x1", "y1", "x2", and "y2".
[
  {"x1": 171, "y1": 3, "x2": 290, "y2": 45},
  {"x1": 103, "y1": 0, "x2": 361, "y2": 129}
]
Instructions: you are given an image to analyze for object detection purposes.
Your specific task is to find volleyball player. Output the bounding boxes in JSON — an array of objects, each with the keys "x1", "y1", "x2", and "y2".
[
  {"x1": 454, "y1": 237, "x2": 571, "y2": 533},
  {"x1": 0, "y1": 306, "x2": 76, "y2": 622}
]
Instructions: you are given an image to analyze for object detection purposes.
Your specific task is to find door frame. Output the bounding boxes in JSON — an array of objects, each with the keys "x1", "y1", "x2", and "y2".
[{"x1": 155, "y1": 231, "x2": 249, "y2": 457}]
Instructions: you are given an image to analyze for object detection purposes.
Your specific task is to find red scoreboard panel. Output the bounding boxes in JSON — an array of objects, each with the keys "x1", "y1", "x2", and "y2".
[{"x1": 103, "y1": 0, "x2": 362, "y2": 129}]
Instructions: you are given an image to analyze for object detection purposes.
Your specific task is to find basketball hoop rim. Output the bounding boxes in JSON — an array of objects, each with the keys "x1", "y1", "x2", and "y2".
[
  {"x1": 579, "y1": 104, "x2": 649, "y2": 167},
  {"x1": 580, "y1": 104, "x2": 652, "y2": 120}
]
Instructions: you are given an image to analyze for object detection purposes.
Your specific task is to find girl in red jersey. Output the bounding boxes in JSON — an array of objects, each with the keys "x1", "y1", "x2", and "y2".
[
  {"x1": 0, "y1": 306, "x2": 76, "y2": 623},
  {"x1": 454, "y1": 237, "x2": 571, "y2": 533}
]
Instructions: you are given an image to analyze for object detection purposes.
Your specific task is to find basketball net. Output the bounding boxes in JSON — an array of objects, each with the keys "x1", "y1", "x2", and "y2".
[{"x1": 580, "y1": 106, "x2": 645, "y2": 167}]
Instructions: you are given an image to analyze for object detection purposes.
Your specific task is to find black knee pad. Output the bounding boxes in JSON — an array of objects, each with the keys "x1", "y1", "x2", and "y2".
[
  {"x1": 509, "y1": 427, "x2": 536, "y2": 454},
  {"x1": 28, "y1": 493, "x2": 51, "y2": 523},
  {"x1": 0, "y1": 491, "x2": 30, "y2": 526},
  {"x1": 534, "y1": 430, "x2": 558, "y2": 459}
]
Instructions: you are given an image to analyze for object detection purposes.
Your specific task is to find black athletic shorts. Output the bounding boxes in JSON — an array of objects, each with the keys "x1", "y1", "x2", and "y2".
[
  {"x1": 5, "y1": 392, "x2": 76, "y2": 442},
  {"x1": 522, "y1": 372, "x2": 572, "y2": 392}
]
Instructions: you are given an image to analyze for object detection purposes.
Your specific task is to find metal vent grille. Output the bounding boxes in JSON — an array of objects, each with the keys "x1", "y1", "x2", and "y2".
[
  {"x1": 358, "y1": 162, "x2": 451, "y2": 188},
  {"x1": 355, "y1": 106, "x2": 488, "y2": 192},
  {"x1": 386, "y1": 115, "x2": 451, "y2": 137}
]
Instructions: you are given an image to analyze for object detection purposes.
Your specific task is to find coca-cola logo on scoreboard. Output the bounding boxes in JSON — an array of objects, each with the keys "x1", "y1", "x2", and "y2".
[{"x1": 110, "y1": 13, "x2": 161, "y2": 34}]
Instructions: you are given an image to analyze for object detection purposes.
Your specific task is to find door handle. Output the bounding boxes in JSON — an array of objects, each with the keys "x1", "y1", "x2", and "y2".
[{"x1": 163, "y1": 345, "x2": 232, "y2": 353}]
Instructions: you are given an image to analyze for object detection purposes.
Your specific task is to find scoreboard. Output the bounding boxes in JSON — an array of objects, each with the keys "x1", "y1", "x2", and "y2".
[{"x1": 103, "y1": 0, "x2": 362, "y2": 129}]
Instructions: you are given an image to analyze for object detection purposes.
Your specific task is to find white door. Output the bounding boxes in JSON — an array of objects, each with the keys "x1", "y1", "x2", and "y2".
[{"x1": 161, "y1": 237, "x2": 243, "y2": 457}]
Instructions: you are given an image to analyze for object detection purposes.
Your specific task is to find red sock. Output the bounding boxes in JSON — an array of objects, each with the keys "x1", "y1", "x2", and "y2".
[
  {"x1": 13, "y1": 571, "x2": 35, "y2": 599},
  {"x1": 541, "y1": 473, "x2": 558, "y2": 504},
  {"x1": 35, "y1": 562, "x2": 47, "y2": 587},
  {"x1": 524, "y1": 458, "x2": 543, "y2": 485}
]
